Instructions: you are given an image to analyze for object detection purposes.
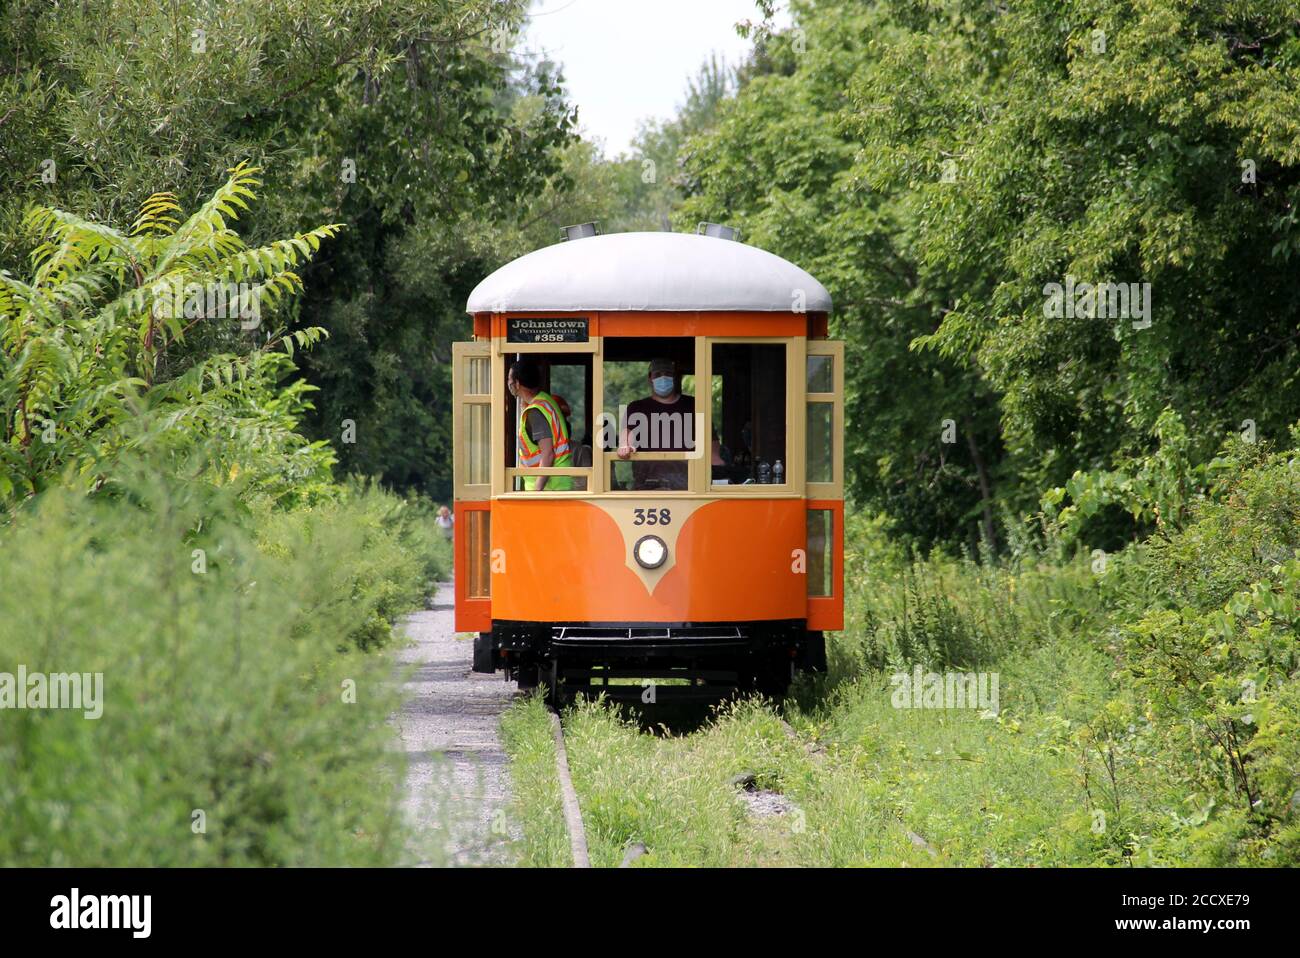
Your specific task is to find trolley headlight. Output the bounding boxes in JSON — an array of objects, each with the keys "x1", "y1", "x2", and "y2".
[{"x1": 633, "y1": 534, "x2": 667, "y2": 570}]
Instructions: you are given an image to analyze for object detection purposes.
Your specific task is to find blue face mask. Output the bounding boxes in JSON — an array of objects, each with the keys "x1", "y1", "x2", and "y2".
[{"x1": 652, "y1": 375, "x2": 675, "y2": 397}]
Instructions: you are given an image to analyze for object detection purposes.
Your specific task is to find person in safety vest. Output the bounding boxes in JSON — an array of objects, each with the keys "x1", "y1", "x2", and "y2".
[{"x1": 508, "y1": 359, "x2": 573, "y2": 491}]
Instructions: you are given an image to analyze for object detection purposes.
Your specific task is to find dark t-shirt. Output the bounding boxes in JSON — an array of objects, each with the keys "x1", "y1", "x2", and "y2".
[
  {"x1": 624, "y1": 394, "x2": 695, "y2": 490},
  {"x1": 525, "y1": 408, "x2": 551, "y2": 444}
]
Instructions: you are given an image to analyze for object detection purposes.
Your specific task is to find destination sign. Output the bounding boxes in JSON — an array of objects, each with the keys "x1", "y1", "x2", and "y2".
[{"x1": 507, "y1": 317, "x2": 590, "y2": 344}]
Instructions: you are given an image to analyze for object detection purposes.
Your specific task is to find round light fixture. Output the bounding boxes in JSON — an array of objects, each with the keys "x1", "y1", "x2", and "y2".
[{"x1": 633, "y1": 534, "x2": 667, "y2": 570}]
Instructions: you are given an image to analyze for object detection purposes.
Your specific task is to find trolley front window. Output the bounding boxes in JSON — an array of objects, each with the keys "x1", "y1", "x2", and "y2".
[
  {"x1": 710, "y1": 342, "x2": 787, "y2": 487},
  {"x1": 601, "y1": 336, "x2": 699, "y2": 492}
]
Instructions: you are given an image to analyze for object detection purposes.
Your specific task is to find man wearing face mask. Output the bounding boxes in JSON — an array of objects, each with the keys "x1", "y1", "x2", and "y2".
[{"x1": 617, "y1": 357, "x2": 695, "y2": 490}]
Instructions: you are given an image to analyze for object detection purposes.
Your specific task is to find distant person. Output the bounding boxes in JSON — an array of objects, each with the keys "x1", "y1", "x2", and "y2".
[
  {"x1": 435, "y1": 505, "x2": 454, "y2": 540},
  {"x1": 508, "y1": 359, "x2": 573, "y2": 491},
  {"x1": 617, "y1": 357, "x2": 694, "y2": 490}
]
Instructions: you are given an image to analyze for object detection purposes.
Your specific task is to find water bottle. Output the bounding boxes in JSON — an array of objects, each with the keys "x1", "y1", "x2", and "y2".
[
  {"x1": 757, "y1": 460, "x2": 771, "y2": 484},
  {"x1": 773, "y1": 459, "x2": 784, "y2": 484}
]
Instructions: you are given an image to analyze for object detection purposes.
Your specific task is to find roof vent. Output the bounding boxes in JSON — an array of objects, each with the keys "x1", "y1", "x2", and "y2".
[
  {"x1": 561, "y1": 222, "x2": 599, "y2": 242},
  {"x1": 697, "y1": 222, "x2": 740, "y2": 242}
]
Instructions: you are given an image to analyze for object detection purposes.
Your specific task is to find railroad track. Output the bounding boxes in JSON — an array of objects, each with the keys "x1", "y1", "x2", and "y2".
[
  {"x1": 547, "y1": 709, "x2": 814, "y2": 868},
  {"x1": 551, "y1": 708, "x2": 929, "y2": 869},
  {"x1": 548, "y1": 708, "x2": 591, "y2": 868}
]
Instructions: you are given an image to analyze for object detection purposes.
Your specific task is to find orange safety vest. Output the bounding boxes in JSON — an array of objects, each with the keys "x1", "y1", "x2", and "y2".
[{"x1": 517, "y1": 390, "x2": 573, "y2": 490}]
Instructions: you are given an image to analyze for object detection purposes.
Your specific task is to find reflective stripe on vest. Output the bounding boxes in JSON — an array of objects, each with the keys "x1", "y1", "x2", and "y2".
[{"x1": 517, "y1": 392, "x2": 572, "y2": 467}]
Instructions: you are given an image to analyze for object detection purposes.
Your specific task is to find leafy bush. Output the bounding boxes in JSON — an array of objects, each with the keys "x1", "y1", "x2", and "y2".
[
  {"x1": 252, "y1": 479, "x2": 451, "y2": 652},
  {"x1": 0, "y1": 160, "x2": 455, "y2": 866},
  {"x1": 0, "y1": 164, "x2": 340, "y2": 507},
  {"x1": 0, "y1": 466, "x2": 437, "y2": 866},
  {"x1": 823, "y1": 433, "x2": 1300, "y2": 866},
  {"x1": 1109, "y1": 437, "x2": 1300, "y2": 860}
]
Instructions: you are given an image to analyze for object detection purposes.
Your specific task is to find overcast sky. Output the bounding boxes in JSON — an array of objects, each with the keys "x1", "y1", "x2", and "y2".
[{"x1": 522, "y1": 0, "x2": 790, "y2": 158}]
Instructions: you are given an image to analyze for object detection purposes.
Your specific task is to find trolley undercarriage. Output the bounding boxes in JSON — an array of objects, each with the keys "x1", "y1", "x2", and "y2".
[{"x1": 475, "y1": 620, "x2": 826, "y2": 706}]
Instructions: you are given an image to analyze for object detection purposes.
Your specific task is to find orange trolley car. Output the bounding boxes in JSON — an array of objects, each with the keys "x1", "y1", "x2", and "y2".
[{"x1": 453, "y1": 225, "x2": 844, "y2": 704}]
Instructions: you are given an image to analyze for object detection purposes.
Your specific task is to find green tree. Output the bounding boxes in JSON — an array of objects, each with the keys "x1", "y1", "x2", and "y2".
[
  {"x1": 681, "y1": 0, "x2": 1010, "y2": 551},
  {"x1": 0, "y1": 164, "x2": 338, "y2": 505},
  {"x1": 844, "y1": 0, "x2": 1300, "y2": 544},
  {"x1": 0, "y1": 0, "x2": 576, "y2": 499}
]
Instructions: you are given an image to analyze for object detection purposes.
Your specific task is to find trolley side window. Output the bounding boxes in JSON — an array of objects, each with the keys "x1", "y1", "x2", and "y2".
[
  {"x1": 452, "y1": 341, "x2": 492, "y2": 501},
  {"x1": 503, "y1": 352, "x2": 593, "y2": 493},
  {"x1": 709, "y1": 342, "x2": 788, "y2": 487},
  {"x1": 806, "y1": 339, "x2": 844, "y2": 499}
]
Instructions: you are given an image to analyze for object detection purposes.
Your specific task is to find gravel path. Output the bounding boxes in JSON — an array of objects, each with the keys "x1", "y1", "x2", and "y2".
[{"x1": 394, "y1": 583, "x2": 519, "y2": 866}]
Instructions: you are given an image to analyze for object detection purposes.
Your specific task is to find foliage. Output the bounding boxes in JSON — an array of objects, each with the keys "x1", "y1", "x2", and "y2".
[
  {"x1": 680, "y1": 0, "x2": 1010, "y2": 552},
  {"x1": 836, "y1": 511, "x2": 1106, "y2": 678},
  {"x1": 673, "y1": 0, "x2": 1300, "y2": 551},
  {"x1": 285, "y1": 8, "x2": 576, "y2": 499},
  {"x1": 842, "y1": 0, "x2": 1300, "y2": 534},
  {"x1": 0, "y1": 0, "x2": 576, "y2": 502},
  {"x1": 1110, "y1": 436, "x2": 1300, "y2": 856},
  {"x1": 824, "y1": 435, "x2": 1300, "y2": 866},
  {"x1": 253, "y1": 479, "x2": 451, "y2": 652},
  {"x1": 0, "y1": 0, "x2": 522, "y2": 254},
  {"x1": 1041, "y1": 406, "x2": 1216, "y2": 546},
  {"x1": 0, "y1": 151, "x2": 454, "y2": 867},
  {"x1": 0, "y1": 165, "x2": 340, "y2": 507},
  {"x1": 0, "y1": 466, "x2": 437, "y2": 866}
]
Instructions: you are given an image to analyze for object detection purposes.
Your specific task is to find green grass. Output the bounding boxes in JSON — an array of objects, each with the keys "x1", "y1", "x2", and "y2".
[
  {"x1": 501, "y1": 681, "x2": 1107, "y2": 868},
  {"x1": 502, "y1": 484, "x2": 1300, "y2": 867},
  {"x1": 785, "y1": 672, "x2": 1104, "y2": 866},
  {"x1": 500, "y1": 641, "x2": 1179, "y2": 867},
  {"x1": 563, "y1": 696, "x2": 813, "y2": 867},
  {"x1": 498, "y1": 695, "x2": 570, "y2": 867}
]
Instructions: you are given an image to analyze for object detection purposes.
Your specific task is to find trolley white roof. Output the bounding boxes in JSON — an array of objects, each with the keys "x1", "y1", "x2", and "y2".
[{"x1": 466, "y1": 231, "x2": 832, "y2": 314}]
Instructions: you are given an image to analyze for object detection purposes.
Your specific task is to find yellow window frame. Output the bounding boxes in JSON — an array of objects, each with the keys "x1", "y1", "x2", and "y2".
[
  {"x1": 702, "y1": 335, "x2": 805, "y2": 497},
  {"x1": 452, "y1": 340, "x2": 492, "y2": 501},
  {"x1": 806, "y1": 339, "x2": 844, "y2": 500},
  {"x1": 496, "y1": 334, "x2": 600, "y2": 496}
]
